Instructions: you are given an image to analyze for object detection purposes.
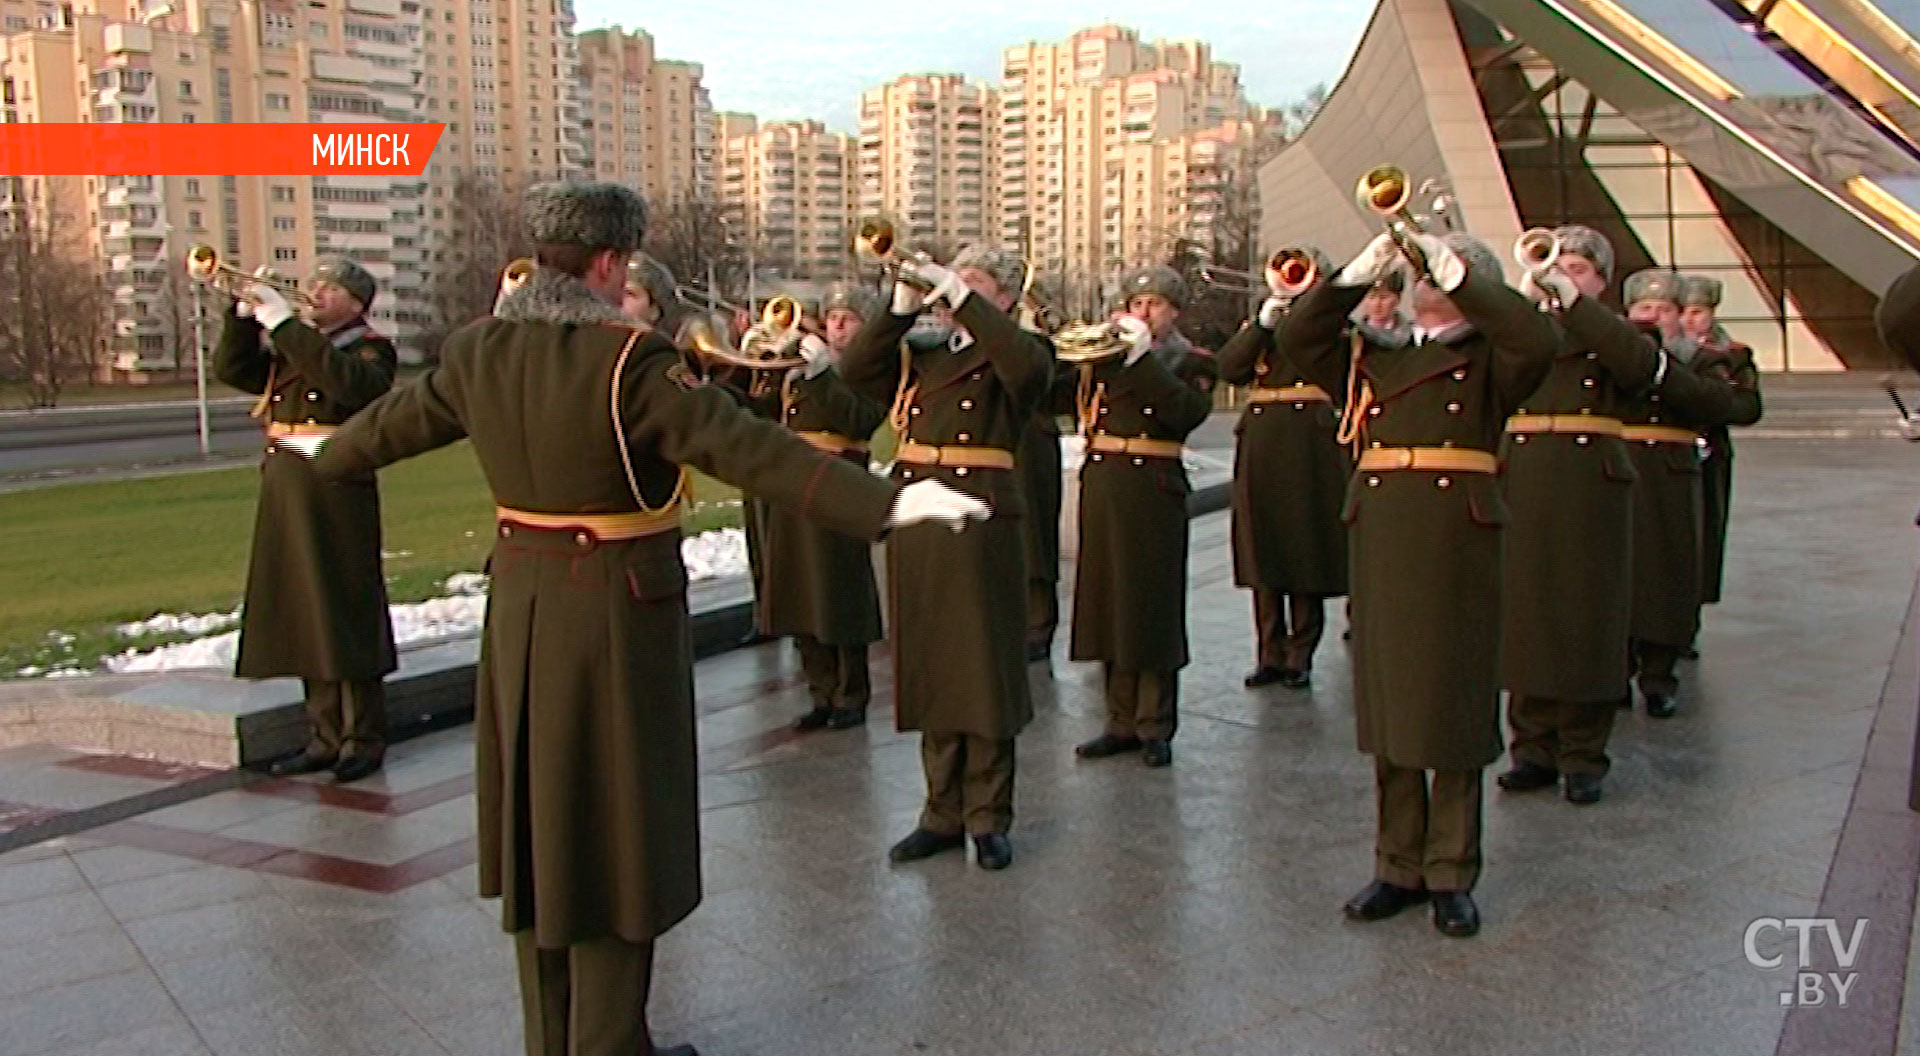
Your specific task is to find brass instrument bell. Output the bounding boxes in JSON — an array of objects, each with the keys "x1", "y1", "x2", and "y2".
[{"x1": 184, "y1": 243, "x2": 313, "y2": 306}]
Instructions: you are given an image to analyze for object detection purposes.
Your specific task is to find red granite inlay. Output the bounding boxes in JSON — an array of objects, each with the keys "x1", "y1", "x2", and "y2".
[
  {"x1": 89, "y1": 816, "x2": 474, "y2": 893},
  {"x1": 58, "y1": 755, "x2": 226, "y2": 782},
  {"x1": 0, "y1": 801, "x2": 67, "y2": 834},
  {"x1": 240, "y1": 773, "x2": 474, "y2": 816}
]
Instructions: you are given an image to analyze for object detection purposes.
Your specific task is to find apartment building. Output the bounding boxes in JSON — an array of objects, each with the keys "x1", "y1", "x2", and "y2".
[
  {"x1": 717, "y1": 114, "x2": 853, "y2": 283},
  {"x1": 997, "y1": 25, "x2": 1264, "y2": 297},
  {"x1": 576, "y1": 25, "x2": 713, "y2": 207},
  {"x1": 856, "y1": 73, "x2": 992, "y2": 254}
]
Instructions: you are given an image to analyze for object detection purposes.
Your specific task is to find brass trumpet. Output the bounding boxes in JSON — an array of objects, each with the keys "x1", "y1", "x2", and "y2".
[
  {"x1": 853, "y1": 215, "x2": 938, "y2": 288},
  {"x1": 678, "y1": 299, "x2": 809, "y2": 373},
  {"x1": 185, "y1": 243, "x2": 312, "y2": 306},
  {"x1": 1355, "y1": 164, "x2": 1431, "y2": 276},
  {"x1": 1513, "y1": 228, "x2": 1561, "y2": 273},
  {"x1": 1052, "y1": 319, "x2": 1134, "y2": 364},
  {"x1": 500, "y1": 257, "x2": 536, "y2": 296},
  {"x1": 674, "y1": 285, "x2": 746, "y2": 318}
]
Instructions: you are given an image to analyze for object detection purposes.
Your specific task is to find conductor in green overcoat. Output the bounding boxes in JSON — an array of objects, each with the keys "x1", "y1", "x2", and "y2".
[
  {"x1": 1283, "y1": 230, "x2": 1556, "y2": 938},
  {"x1": 841, "y1": 245, "x2": 1052, "y2": 872},
  {"x1": 308, "y1": 182, "x2": 986, "y2": 1056},
  {"x1": 213, "y1": 255, "x2": 398, "y2": 784}
]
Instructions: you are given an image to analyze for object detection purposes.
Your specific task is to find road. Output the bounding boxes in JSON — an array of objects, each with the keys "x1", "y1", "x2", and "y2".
[{"x1": 0, "y1": 397, "x2": 260, "y2": 481}]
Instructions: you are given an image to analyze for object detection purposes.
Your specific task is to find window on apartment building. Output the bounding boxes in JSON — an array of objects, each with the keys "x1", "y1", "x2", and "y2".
[
  {"x1": 181, "y1": 113, "x2": 197, "y2": 122},
  {"x1": 4, "y1": 16, "x2": 25, "y2": 28},
  {"x1": 274, "y1": 247, "x2": 298, "y2": 262},
  {"x1": 265, "y1": 92, "x2": 290, "y2": 110},
  {"x1": 185, "y1": 178, "x2": 201, "y2": 197},
  {"x1": 272, "y1": 185, "x2": 295, "y2": 203},
  {"x1": 178, "y1": 80, "x2": 194, "y2": 99},
  {"x1": 274, "y1": 217, "x2": 296, "y2": 231},
  {"x1": 309, "y1": 21, "x2": 328, "y2": 42},
  {"x1": 187, "y1": 210, "x2": 203, "y2": 229}
]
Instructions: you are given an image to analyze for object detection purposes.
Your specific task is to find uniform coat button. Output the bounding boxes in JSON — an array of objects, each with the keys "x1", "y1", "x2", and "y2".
[
  {"x1": 1582, "y1": 378, "x2": 1597, "y2": 389},
  {"x1": 1369, "y1": 440, "x2": 1383, "y2": 448},
  {"x1": 959, "y1": 399, "x2": 974, "y2": 410},
  {"x1": 500, "y1": 525, "x2": 513, "y2": 538},
  {"x1": 574, "y1": 532, "x2": 590, "y2": 546},
  {"x1": 1143, "y1": 406, "x2": 1154, "y2": 415},
  {"x1": 1452, "y1": 369, "x2": 1468, "y2": 381},
  {"x1": 1436, "y1": 476, "x2": 1452, "y2": 489},
  {"x1": 1252, "y1": 406, "x2": 1264, "y2": 415},
  {"x1": 910, "y1": 406, "x2": 922, "y2": 415},
  {"x1": 1366, "y1": 476, "x2": 1381, "y2": 487},
  {"x1": 956, "y1": 467, "x2": 970, "y2": 476},
  {"x1": 1514, "y1": 434, "x2": 1528, "y2": 444},
  {"x1": 1446, "y1": 401, "x2": 1461, "y2": 413},
  {"x1": 957, "y1": 432, "x2": 971, "y2": 442},
  {"x1": 1132, "y1": 456, "x2": 1144, "y2": 466},
  {"x1": 271, "y1": 393, "x2": 283, "y2": 402},
  {"x1": 1368, "y1": 405, "x2": 1382, "y2": 417},
  {"x1": 1575, "y1": 435, "x2": 1591, "y2": 445},
  {"x1": 306, "y1": 391, "x2": 320, "y2": 401}
]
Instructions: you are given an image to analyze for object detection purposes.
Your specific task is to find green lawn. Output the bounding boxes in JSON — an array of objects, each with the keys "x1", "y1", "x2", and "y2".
[{"x1": 0, "y1": 444, "x2": 741, "y2": 676}]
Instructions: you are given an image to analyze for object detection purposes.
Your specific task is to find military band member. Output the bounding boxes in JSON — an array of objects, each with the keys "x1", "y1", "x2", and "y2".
[
  {"x1": 1071, "y1": 268, "x2": 1219, "y2": 768},
  {"x1": 766, "y1": 284, "x2": 888, "y2": 731},
  {"x1": 1678, "y1": 276, "x2": 1763, "y2": 618},
  {"x1": 309, "y1": 182, "x2": 984, "y2": 1056},
  {"x1": 215, "y1": 256, "x2": 398, "y2": 784},
  {"x1": 1497, "y1": 227, "x2": 1659, "y2": 805},
  {"x1": 1219, "y1": 258, "x2": 1356, "y2": 690},
  {"x1": 1284, "y1": 230, "x2": 1557, "y2": 937},
  {"x1": 621, "y1": 253, "x2": 678, "y2": 335},
  {"x1": 842, "y1": 245, "x2": 1052, "y2": 872},
  {"x1": 1620, "y1": 270, "x2": 1743, "y2": 717}
]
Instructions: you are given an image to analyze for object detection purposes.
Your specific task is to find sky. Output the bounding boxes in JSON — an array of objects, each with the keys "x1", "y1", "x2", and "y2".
[{"x1": 569, "y1": 0, "x2": 1378, "y2": 133}]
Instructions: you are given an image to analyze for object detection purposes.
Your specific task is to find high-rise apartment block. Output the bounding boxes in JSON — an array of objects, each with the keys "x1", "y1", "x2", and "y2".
[
  {"x1": 856, "y1": 74, "x2": 992, "y2": 254},
  {"x1": 997, "y1": 25, "x2": 1269, "y2": 304},
  {"x1": 1, "y1": 0, "x2": 438, "y2": 369},
  {"x1": 576, "y1": 26, "x2": 713, "y2": 206},
  {"x1": 717, "y1": 114, "x2": 853, "y2": 283}
]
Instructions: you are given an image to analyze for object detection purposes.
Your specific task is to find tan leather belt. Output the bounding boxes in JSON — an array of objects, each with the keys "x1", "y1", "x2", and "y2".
[
  {"x1": 266, "y1": 422, "x2": 338, "y2": 438},
  {"x1": 1248, "y1": 384, "x2": 1331, "y2": 404},
  {"x1": 1356, "y1": 446, "x2": 1499, "y2": 474},
  {"x1": 794, "y1": 430, "x2": 868, "y2": 455},
  {"x1": 1620, "y1": 424, "x2": 1701, "y2": 445},
  {"x1": 1505, "y1": 414, "x2": 1625, "y2": 437},
  {"x1": 495, "y1": 504, "x2": 682, "y2": 541},
  {"x1": 1087, "y1": 434, "x2": 1184, "y2": 459},
  {"x1": 895, "y1": 442, "x2": 1014, "y2": 470}
]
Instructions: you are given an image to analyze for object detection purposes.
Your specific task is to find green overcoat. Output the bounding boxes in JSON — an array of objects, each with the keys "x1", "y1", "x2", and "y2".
[
  {"x1": 1621, "y1": 338, "x2": 1743, "y2": 649},
  {"x1": 755, "y1": 367, "x2": 887, "y2": 645},
  {"x1": 1692, "y1": 340, "x2": 1762, "y2": 604},
  {"x1": 840, "y1": 297, "x2": 1051, "y2": 739},
  {"x1": 1068, "y1": 337, "x2": 1218, "y2": 671},
  {"x1": 1284, "y1": 274, "x2": 1556, "y2": 771},
  {"x1": 213, "y1": 308, "x2": 398, "y2": 681},
  {"x1": 1499, "y1": 297, "x2": 1658, "y2": 701},
  {"x1": 311, "y1": 272, "x2": 898, "y2": 947},
  {"x1": 1217, "y1": 317, "x2": 1350, "y2": 597}
]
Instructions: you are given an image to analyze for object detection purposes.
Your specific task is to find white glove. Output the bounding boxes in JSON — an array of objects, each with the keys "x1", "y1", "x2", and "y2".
[
  {"x1": 915, "y1": 262, "x2": 970, "y2": 312},
  {"x1": 797, "y1": 333, "x2": 832, "y2": 380},
  {"x1": 247, "y1": 282, "x2": 295, "y2": 330},
  {"x1": 1411, "y1": 233, "x2": 1468, "y2": 293},
  {"x1": 888, "y1": 478, "x2": 990, "y2": 532},
  {"x1": 1899, "y1": 414, "x2": 1920, "y2": 443},
  {"x1": 1257, "y1": 296, "x2": 1287, "y2": 329},
  {"x1": 890, "y1": 281, "x2": 924, "y2": 317},
  {"x1": 234, "y1": 298, "x2": 254, "y2": 320},
  {"x1": 1116, "y1": 316, "x2": 1152, "y2": 366},
  {"x1": 1335, "y1": 232, "x2": 1398, "y2": 288},
  {"x1": 1519, "y1": 267, "x2": 1580, "y2": 309}
]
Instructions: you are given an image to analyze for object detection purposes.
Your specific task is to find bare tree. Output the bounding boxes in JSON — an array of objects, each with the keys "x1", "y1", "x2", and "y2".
[
  {"x1": 1283, "y1": 82, "x2": 1330, "y2": 140},
  {"x1": 1166, "y1": 170, "x2": 1260, "y2": 352},
  {"x1": 421, "y1": 172, "x2": 532, "y2": 356},
  {"x1": 643, "y1": 195, "x2": 752, "y2": 301},
  {"x1": 0, "y1": 199, "x2": 110, "y2": 408}
]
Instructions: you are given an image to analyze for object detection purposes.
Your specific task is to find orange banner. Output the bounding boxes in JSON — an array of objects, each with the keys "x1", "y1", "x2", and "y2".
[{"x1": 0, "y1": 123, "x2": 444, "y2": 175}]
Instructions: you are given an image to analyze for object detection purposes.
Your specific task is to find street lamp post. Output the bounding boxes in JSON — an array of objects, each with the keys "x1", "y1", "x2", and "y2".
[{"x1": 163, "y1": 221, "x2": 210, "y2": 456}]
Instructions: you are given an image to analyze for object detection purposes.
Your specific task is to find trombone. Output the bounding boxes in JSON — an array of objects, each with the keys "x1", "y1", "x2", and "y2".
[
  {"x1": 185, "y1": 243, "x2": 313, "y2": 306},
  {"x1": 1191, "y1": 248, "x2": 1321, "y2": 298},
  {"x1": 675, "y1": 284, "x2": 746, "y2": 318},
  {"x1": 1355, "y1": 165, "x2": 1432, "y2": 276}
]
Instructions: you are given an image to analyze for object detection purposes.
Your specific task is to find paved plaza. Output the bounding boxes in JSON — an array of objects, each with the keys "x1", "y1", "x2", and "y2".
[{"x1": 2, "y1": 379, "x2": 1920, "y2": 1056}]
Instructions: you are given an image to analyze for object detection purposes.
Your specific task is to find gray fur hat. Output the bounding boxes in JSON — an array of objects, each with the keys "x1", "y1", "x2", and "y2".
[
  {"x1": 525, "y1": 181, "x2": 650, "y2": 252},
  {"x1": 1121, "y1": 264, "x2": 1190, "y2": 310},
  {"x1": 1442, "y1": 232, "x2": 1501, "y2": 285},
  {"x1": 1372, "y1": 270, "x2": 1405, "y2": 295},
  {"x1": 1553, "y1": 225, "x2": 1614, "y2": 281},
  {"x1": 311, "y1": 256, "x2": 377, "y2": 310},
  {"x1": 626, "y1": 253, "x2": 676, "y2": 310},
  {"x1": 1680, "y1": 275, "x2": 1723, "y2": 308},
  {"x1": 1624, "y1": 269, "x2": 1684, "y2": 306},
  {"x1": 821, "y1": 281, "x2": 879, "y2": 321},
  {"x1": 951, "y1": 244, "x2": 1026, "y2": 298}
]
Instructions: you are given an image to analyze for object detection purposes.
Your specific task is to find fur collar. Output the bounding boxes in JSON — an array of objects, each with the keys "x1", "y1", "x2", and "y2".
[{"x1": 495, "y1": 269, "x2": 627, "y2": 326}]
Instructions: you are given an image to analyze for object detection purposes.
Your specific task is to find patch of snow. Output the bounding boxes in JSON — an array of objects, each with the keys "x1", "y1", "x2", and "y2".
[
  {"x1": 117, "y1": 609, "x2": 240, "y2": 640},
  {"x1": 82, "y1": 529, "x2": 751, "y2": 676}
]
